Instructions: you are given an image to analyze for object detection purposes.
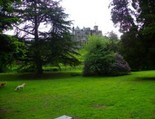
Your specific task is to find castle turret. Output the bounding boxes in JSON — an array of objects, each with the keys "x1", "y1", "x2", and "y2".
[{"x1": 94, "y1": 25, "x2": 98, "y2": 31}]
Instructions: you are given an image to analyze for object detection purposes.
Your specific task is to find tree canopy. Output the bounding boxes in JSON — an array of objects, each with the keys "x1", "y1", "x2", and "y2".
[
  {"x1": 0, "y1": 0, "x2": 23, "y2": 72},
  {"x1": 110, "y1": 0, "x2": 155, "y2": 70},
  {"x1": 12, "y1": 0, "x2": 80, "y2": 73},
  {"x1": 0, "y1": 0, "x2": 20, "y2": 32}
]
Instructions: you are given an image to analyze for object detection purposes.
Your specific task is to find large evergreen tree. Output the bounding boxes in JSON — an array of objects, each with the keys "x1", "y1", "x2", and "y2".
[
  {"x1": 14, "y1": 0, "x2": 80, "y2": 74},
  {"x1": 0, "y1": 0, "x2": 19, "y2": 32},
  {"x1": 0, "y1": 0, "x2": 23, "y2": 72},
  {"x1": 110, "y1": 0, "x2": 155, "y2": 70}
]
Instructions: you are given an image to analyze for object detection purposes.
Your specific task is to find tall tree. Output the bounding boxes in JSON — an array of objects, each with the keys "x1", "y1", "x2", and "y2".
[
  {"x1": 107, "y1": 31, "x2": 120, "y2": 53},
  {"x1": 107, "y1": 31, "x2": 118, "y2": 40},
  {"x1": 110, "y1": 0, "x2": 155, "y2": 70},
  {"x1": 0, "y1": 0, "x2": 23, "y2": 72},
  {"x1": 14, "y1": 0, "x2": 80, "y2": 74},
  {"x1": 0, "y1": 0, "x2": 19, "y2": 32},
  {"x1": 110, "y1": 0, "x2": 136, "y2": 33},
  {"x1": 0, "y1": 35, "x2": 25, "y2": 72}
]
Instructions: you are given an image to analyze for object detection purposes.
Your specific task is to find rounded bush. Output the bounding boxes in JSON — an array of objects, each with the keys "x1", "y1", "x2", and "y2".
[
  {"x1": 110, "y1": 53, "x2": 131, "y2": 75},
  {"x1": 83, "y1": 53, "x2": 130, "y2": 76},
  {"x1": 83, "y1": 35, "x2": 131, "y2": 76}
]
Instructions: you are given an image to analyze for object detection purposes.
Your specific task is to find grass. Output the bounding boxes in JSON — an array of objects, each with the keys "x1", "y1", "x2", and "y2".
[{"x1": 0, "y1": 70, "x2": 155, "y2": 119}]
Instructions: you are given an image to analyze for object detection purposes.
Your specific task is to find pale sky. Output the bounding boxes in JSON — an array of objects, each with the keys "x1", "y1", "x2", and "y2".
[
  {"x1": 5, "y1": 0, "x2": 121, "y2": 37},
  {"x1": 61, "y1": 0, "x2": 121, "y2": 36}
]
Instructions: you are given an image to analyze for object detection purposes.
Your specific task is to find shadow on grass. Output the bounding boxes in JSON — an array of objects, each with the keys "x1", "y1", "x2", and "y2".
[
  {"x1": 0, "y1": 109, "x2": 7, "y2": 119},
  {"x1": 0, "y1": 72, "x2": 81, "y2": 81},
  {"x1": 0, "y1": 108, "x2": 12, "y2": 119},
  {"x1": 134, "y1": 77, "x2": 155, "y2": 81},
  {"x1": 18, "y1": 72, "x2": 82, "y2": 80}
]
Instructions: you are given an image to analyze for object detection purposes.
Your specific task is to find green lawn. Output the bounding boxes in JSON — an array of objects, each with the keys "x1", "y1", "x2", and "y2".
[{"x1": 0, "y1": 71, "x2": 155, "y2": 119}]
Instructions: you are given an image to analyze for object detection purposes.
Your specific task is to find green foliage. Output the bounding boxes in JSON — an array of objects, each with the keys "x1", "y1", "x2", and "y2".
[
  {"x1": 107, "y1": 31, "x2": 118, "y2": 40},
  {"x1": 110, "y1": 0, "x2": 155, "y2": 70},
  {"x1": 111, "y1": 53, "x2": 131, "y2": 75},
  {"x1": 0, "y1": 34, "x2": 25, "y2": 72},
  {"x1": 0, "y1": 0, "x2": 22, "y2": 72},
  {"x1": 84, "y1": 35, "x2": 110, "y2": 51},
  {"x1": 83, "y1": 35, "x2": 130, "y2": 76},
  {"x1": 0, "y1": 0, "x2": 19, "y2": 32},
  {"x1": 13, "y1": 0, "x2": 80, "y2": 73},
  {"x1": 110, "y1": 0, "x2": 135, "y2": 33}
]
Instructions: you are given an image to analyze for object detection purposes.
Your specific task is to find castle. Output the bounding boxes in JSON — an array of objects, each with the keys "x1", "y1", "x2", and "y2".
[{"x1": 72, "y1": 25, "x2": 102, "y2": 45}]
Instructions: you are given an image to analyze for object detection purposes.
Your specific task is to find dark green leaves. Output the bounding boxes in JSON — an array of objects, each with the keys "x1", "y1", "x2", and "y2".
[{"x1": 14, "y1": 0, "x2": 80, "y2": 73}]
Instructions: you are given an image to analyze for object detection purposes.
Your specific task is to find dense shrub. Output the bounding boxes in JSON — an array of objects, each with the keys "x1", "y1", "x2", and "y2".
[
  {"x1": 0, "y1": 35, "x2": 25, "y2": 72},
  {"x1": 83, "y1": 35, "x2": 131, "y2": 76},
  {"x1": 17, "y1": 64, "x2": 35, "y2": 73},
  {"x1": 110, "y1": 53, "x2": 131, "y2": 75}
]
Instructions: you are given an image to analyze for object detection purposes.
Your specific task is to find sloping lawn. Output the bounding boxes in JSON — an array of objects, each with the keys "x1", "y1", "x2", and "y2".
[{"x1": 0, "y1": 71, "x2": 155, "y2": 119}]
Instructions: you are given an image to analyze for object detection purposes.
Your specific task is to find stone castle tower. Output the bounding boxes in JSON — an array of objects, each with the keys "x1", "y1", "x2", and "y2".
[{"x1": 72, "y1": 25, "x2": 102, "y2": 46}]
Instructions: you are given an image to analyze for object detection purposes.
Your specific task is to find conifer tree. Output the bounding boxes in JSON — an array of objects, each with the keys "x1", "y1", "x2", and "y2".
[
  {"x1": 14, "y1": 0, "x2": 80, "y2": 74},
  {"x1": 0, "y1": 0, "x2": 22, "y2": 72}
]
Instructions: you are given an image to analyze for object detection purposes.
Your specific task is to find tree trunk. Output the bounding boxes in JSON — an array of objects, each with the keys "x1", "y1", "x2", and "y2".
[
  {"x1": 34, "y1": 0, "x2": 43, "y2": 74},
  {"x1": 36, "y1": 57, "x2": 43, "y2": 74}
]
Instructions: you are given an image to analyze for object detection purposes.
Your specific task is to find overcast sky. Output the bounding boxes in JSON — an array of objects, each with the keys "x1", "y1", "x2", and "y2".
[
  {"x1": 61, "y1": 0, "x2": 121, "y2": 36},
  {"x1": 5, "y1": 0, "x2": 121, "y2": 37}
]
